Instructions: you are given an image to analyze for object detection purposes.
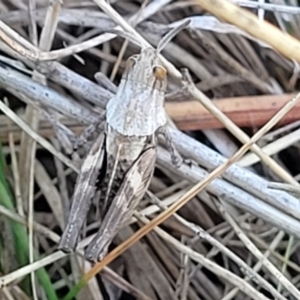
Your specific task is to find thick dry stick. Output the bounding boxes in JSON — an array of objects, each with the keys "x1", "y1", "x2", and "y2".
[
  {"x1": 0, "y1": 93, "x2": 298, "y2": 142},
  {"x1": 195, "y1": 0, "x2": 300, "y2": 63}
]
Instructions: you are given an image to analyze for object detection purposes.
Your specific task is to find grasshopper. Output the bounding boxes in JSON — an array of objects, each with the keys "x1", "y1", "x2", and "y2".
[{"x1": 58, "y1": 20, "x2": 190, "y2": 262}]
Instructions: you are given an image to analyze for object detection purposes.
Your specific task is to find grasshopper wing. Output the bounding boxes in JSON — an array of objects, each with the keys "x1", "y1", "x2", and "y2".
[
  {"x1": 58, "y1": 132, "x2": 106, "y2": 253},
  {"x1": 85, "y1": 146, "x2": 157, "y2": 262}
]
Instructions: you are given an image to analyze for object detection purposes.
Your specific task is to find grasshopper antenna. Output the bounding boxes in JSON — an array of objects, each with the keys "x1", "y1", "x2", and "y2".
[
  {"x1": 157, "y1": 19, "x2": 191, "y2": 53},
  {"x1": 106, "y1": 29, "x2": 143, "y2": 48}
]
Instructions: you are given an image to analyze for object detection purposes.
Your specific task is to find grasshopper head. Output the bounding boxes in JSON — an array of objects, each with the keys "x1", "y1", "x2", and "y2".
[
  {"x1": 122, "y1": 47, "x2": 167, "y2": 92},
  {"x1": 120, "y1": 19, "x2": 191, "y2": 92}
]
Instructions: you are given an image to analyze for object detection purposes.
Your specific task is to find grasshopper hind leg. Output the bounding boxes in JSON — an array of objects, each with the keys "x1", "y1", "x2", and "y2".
[
  {"x1": 58, "y1": 133, "x2": 106, "y2": 253},
  {"x1": 58, "y1": 197, "x2": 93, "y2": 253}
]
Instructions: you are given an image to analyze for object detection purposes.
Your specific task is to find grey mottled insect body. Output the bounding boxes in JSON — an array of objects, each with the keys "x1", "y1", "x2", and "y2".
[{"x1": 59, "y1": 20, "x2": 190, "y2": 262}]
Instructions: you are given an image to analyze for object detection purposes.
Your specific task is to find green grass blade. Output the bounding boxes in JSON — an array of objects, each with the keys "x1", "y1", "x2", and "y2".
[{"x1": 0, "y1": 141, "x2": 58, "y2": 300}]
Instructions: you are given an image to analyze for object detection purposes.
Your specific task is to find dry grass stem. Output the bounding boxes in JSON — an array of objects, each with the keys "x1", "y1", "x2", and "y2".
[
  {"x1": 196, "y1": 0, "x2": 300, "y2": 62},
  {"x1": 0, "y1": 101, "x2": 78, "y2": 172}
]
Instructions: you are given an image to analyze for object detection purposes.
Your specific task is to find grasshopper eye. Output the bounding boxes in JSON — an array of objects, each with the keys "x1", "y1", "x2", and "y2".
[{"x1": 153, "y1": 66, "x2": 167, "y2": 81}]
